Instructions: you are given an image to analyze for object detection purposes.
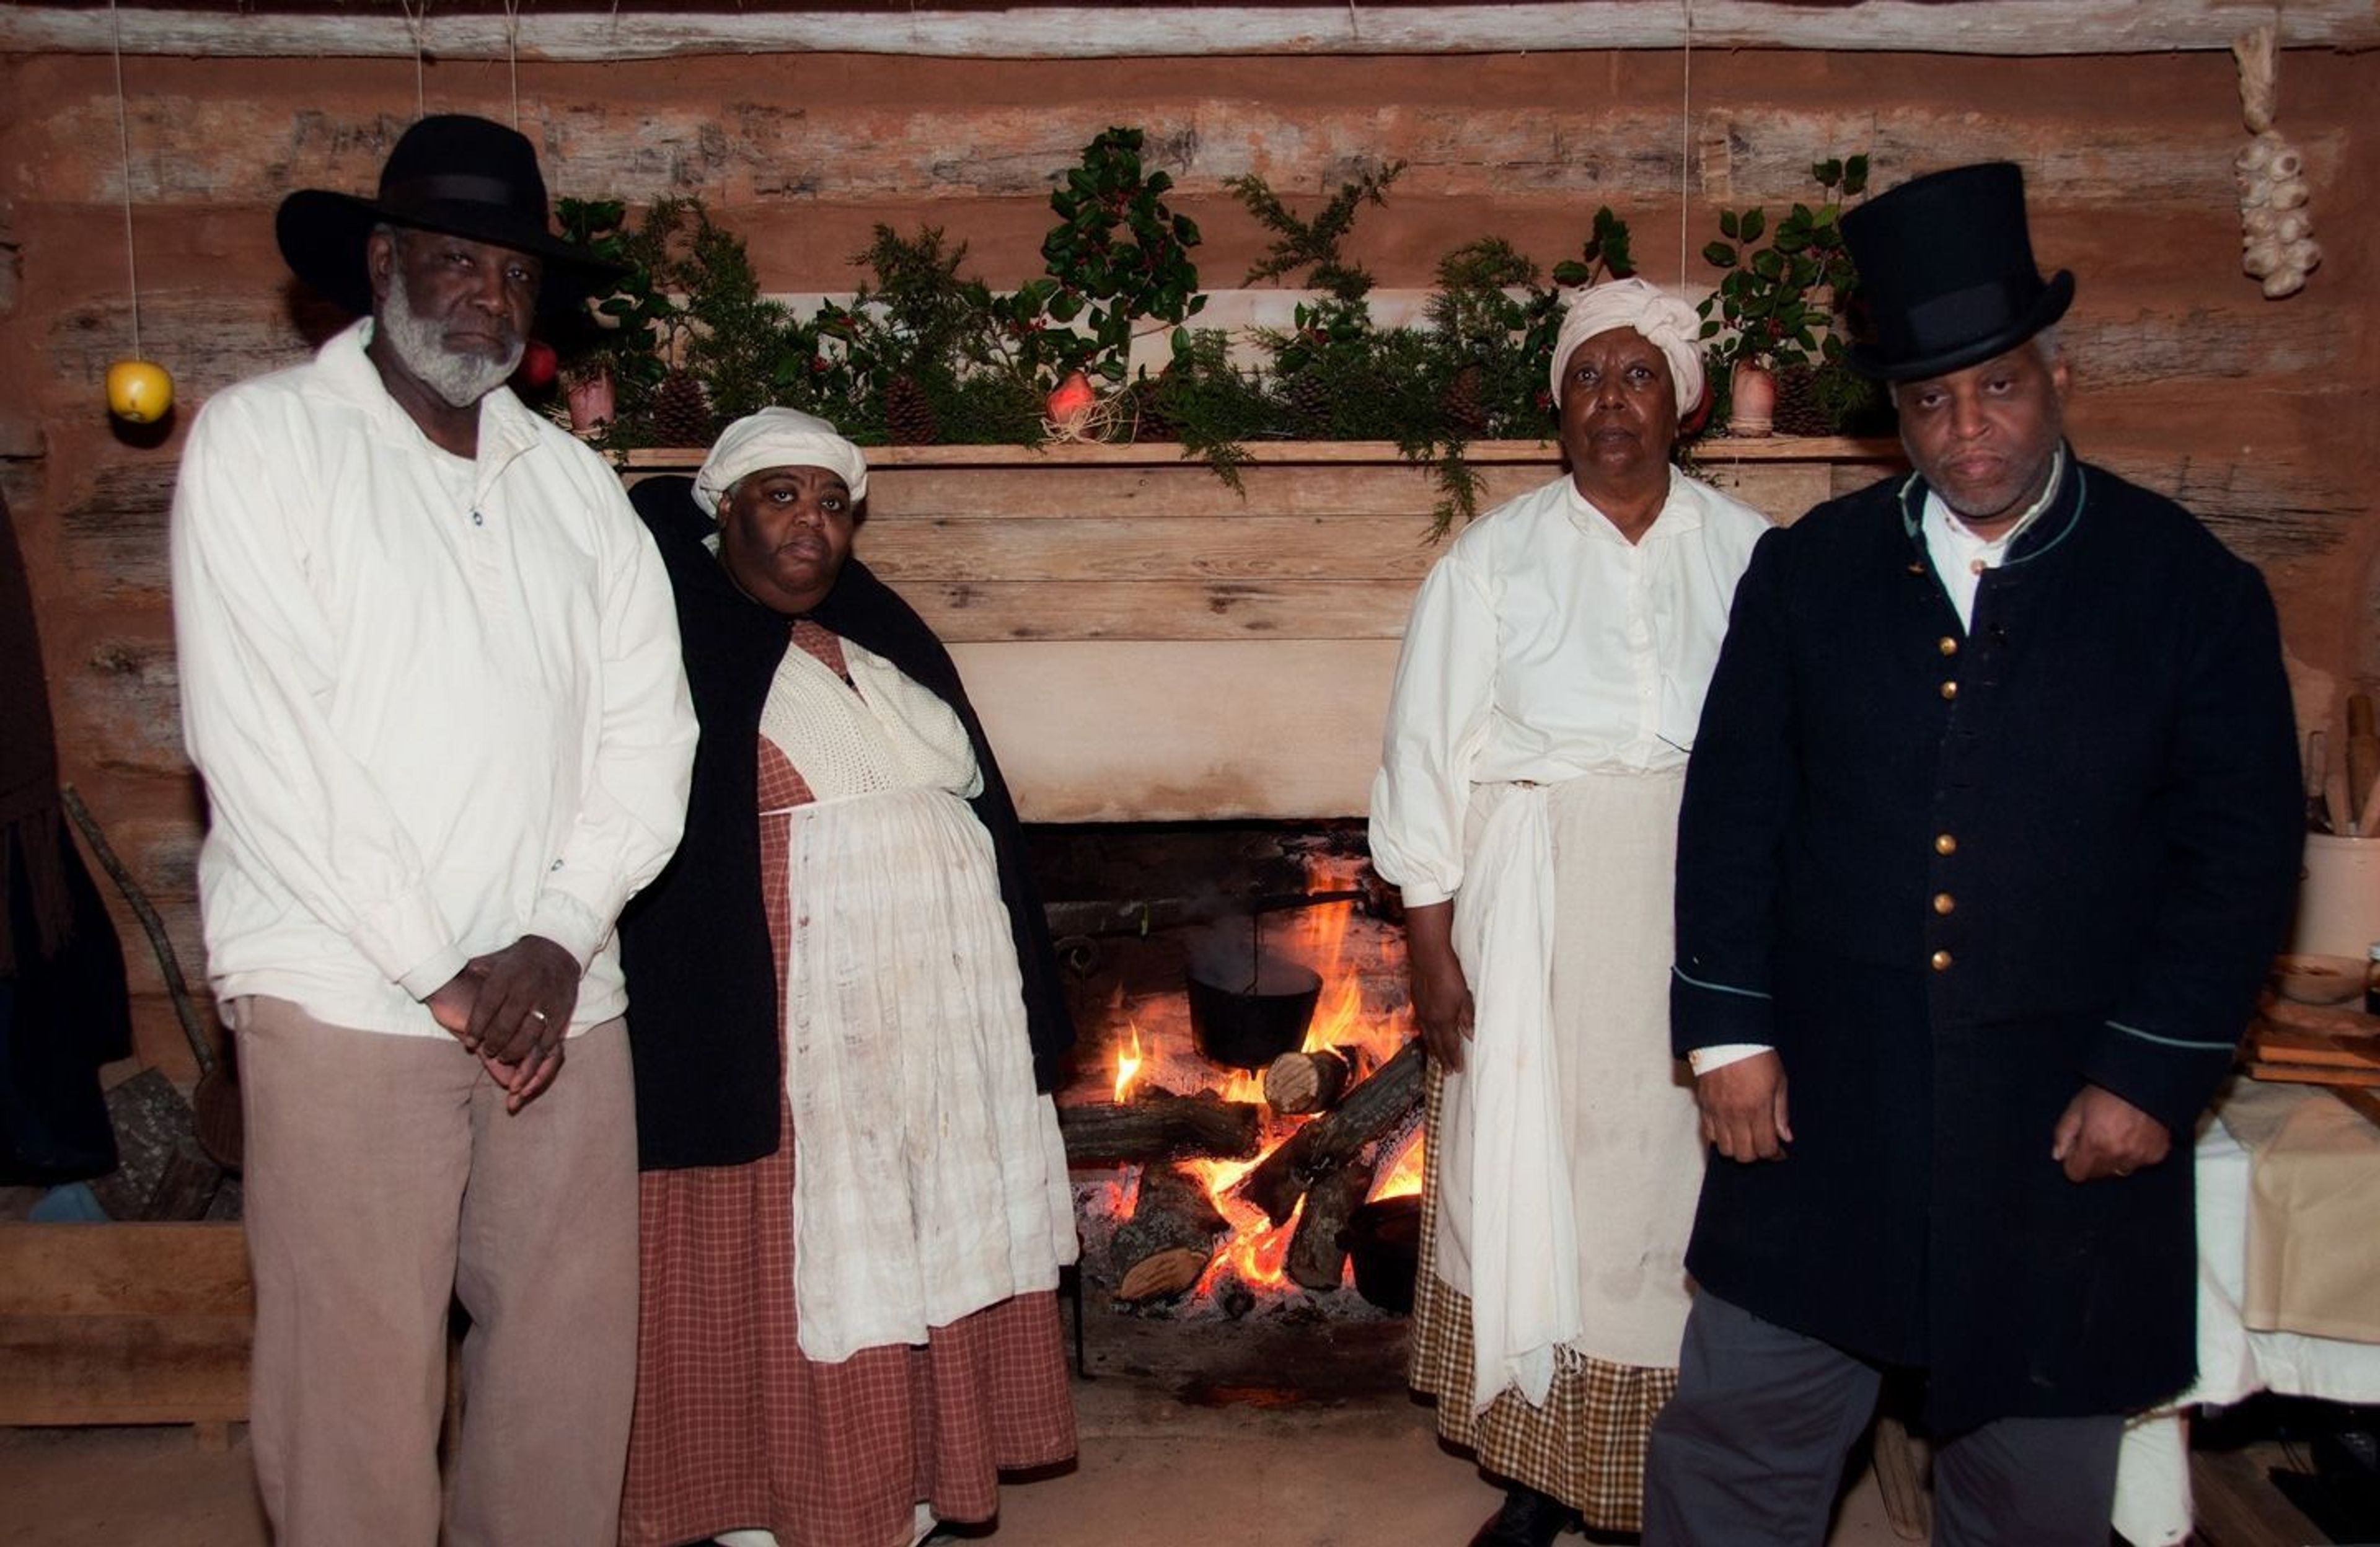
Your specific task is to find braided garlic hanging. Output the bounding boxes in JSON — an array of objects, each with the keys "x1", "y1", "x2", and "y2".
[{"x1": 2232, "y1": 25, "x2": 2320, "y2": 300}]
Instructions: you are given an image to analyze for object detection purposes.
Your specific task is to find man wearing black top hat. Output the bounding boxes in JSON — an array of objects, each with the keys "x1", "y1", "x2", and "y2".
[
  {"x1": 170, "y1": 116, "x2": 694, "y2": 1543},
  {"x1": 1641, "y1": 163, "x2": 2303, "y2": 1542}
]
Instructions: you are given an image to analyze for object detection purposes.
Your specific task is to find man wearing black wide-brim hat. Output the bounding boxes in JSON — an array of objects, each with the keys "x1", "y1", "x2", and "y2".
[
  {"x1": 1643, "y1": 162, "x2": 2303, "y2": 1542},
  {"x1": 170, "y1": 115, "x2": 696, "y2": 1543}
]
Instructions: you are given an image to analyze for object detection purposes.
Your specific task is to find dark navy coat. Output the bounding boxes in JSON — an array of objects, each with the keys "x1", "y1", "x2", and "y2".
[{"x1": 1670, "y1": 452, "x2": 2301, "y2": 1434}]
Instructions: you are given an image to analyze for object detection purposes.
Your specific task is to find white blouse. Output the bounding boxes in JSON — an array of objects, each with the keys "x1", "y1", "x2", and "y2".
[{"x1": 1368, "y1": 468, "x2": 1770, "y2": 907}]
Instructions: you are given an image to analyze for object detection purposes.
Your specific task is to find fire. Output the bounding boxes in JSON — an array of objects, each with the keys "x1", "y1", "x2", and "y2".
[
  {"x1": 1083, "y1": 857, "x2": 1432, "y2": 1308},
  {"x1": 1114, "y1": 1020, "x2": 1144, "y2": 1101},
  {"x1": 1185, "y1": 1151, "x2": 1300, "y2": 1295},
  {"x1": 1369, "y1": 1125, "x2": 1426, "y2": 1201}
]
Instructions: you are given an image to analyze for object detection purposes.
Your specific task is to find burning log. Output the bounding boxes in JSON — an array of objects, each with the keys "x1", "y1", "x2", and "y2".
[
  {"x1": 1237, "y1": 1038, "x2": 1426, "y2": 1227},
  {"x1": 1262, "y1": 1046, "x2": 1356, "y2": 1115},
  {"x1": 1109, "y1": 1161, "x2": 1229, "y2": 1303},
  {"x1": 1057, "y1": 1093, "x2": 1264, "y2": 1165},
  {"x1": 1285, "y1": 1157, "x2": 1375, "y2": 1292}
]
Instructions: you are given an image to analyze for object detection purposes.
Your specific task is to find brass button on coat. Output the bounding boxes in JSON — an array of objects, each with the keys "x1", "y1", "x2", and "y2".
[
  {"x1": 1935, "y1": 832, "x2": 1957, "y2": 855},
  {"x1": 1930, "y1": 950, "x2": 1953, "y2": 971},
  {"x1": 1933, "y1": 892, "x2": 1956, "y2": 915},
  {"x1": 1940, "y1": 680, "x2": 1959, "y2": 700},
  {"x1": 1938, "y1": 637, "x2": 1959, "y2": 656}
]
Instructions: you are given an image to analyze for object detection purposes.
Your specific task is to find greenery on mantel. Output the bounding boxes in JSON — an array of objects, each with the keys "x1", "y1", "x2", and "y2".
[{"x1": 539, "y1": 126, "x2": 1892, "y2": 534}]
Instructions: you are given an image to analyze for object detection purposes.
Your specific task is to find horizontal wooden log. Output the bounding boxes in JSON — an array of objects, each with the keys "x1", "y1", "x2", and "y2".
[
  {"x1": 11, "y1": 79, "x2": 2347, "y2": 213},
  {"x1": 1056, "y1": 1093, "x2": 1265, "y2": 1165},
  {"x1": 11, "y1": 4, "x2": 2378, "y2": 61},
  {"x1": 58, "y1": 635, "x2": 190, "y2": 779}
]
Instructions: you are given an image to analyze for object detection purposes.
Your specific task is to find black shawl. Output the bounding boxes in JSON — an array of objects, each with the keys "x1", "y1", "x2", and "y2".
[{"x1": 620, "y1": 475, "x2": 1073, "y2": 1171}]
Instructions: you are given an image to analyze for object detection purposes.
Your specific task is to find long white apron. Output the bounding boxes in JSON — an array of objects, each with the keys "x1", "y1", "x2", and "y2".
[
  {"x1": 758, "y1": 637, "x2": 1075, "y2": 1365},
  {"x1": 1432, "y1": 766, "x2": 1700, "y2": 1408}
]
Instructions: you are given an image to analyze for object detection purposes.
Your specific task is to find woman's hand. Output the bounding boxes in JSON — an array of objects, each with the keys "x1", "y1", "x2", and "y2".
[{"x1": 1403, "y1": 901, "x2": 1476, "y2": 1072}]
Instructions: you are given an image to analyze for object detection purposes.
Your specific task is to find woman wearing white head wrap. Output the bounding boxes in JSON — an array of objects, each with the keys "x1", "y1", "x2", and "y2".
[
  {"x1": 1370, "y1": 280, "x2": 1770, "y2": 1545},
  {"x1": 617, "y1": 411, "x2": 1078, "y2": 1547}
]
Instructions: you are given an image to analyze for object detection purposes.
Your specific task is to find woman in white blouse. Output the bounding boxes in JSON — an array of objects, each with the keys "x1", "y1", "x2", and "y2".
[{"x1": 1370, "y1": 280, "x2": 1770, "y2": 1547}]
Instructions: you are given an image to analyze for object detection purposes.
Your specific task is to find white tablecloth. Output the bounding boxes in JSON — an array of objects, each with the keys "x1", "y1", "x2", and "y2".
[{"x1": 2111, "y1": 1087, "x2": 2380, "y2": 1546}]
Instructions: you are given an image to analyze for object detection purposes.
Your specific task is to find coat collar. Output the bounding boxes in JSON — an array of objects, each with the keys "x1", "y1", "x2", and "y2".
[{"x1": 1895, "y1": 443, "x2": 2087, "y2": 571}]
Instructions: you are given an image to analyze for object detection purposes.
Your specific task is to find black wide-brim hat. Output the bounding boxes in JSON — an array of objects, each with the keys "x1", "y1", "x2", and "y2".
[
  {"x1": 276, "y1": 113, "x2": 620, "y2": 320},
  {"x1": 1840, "y1": 161, "x2": 2074, "y2": 382}
]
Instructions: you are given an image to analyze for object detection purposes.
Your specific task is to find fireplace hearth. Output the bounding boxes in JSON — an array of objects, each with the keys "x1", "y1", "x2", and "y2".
[{"x1": 1031, "y1": 821, "x2": 1425, "y2": 1387}]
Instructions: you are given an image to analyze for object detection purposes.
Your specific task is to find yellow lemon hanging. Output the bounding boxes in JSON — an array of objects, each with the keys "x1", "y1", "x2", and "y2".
[{"x1": 106, "y1": 359, "x2": 174, "y2": 423}]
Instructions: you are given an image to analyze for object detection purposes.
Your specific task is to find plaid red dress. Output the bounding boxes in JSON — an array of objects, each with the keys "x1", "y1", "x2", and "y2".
[{"x1": 620, "y1": 624, "x2": 1076, "y2": 1547}]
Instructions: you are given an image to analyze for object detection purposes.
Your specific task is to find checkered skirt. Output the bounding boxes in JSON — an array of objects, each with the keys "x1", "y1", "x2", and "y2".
[
  {"x1": 1409, "y1": 1064, "x2": 1678, "y2": 1533},
  {"x1": 620, "y1": 636, "x2": 1075, "y2": 1547}
]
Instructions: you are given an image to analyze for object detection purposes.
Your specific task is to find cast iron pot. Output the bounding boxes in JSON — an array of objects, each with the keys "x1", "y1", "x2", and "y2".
[
  {"x1": 1187, "y1": 956, "x2": 1321, "y2": 1070},
  {"x1": 1342, "y1": 1194, "x2": 1424, "y2": 1315}
]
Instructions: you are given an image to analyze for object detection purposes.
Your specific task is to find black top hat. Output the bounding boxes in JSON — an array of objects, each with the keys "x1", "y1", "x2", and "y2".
[
  {"x1": 275, "y1": 114, "x2": 619, "y2": 319},
  {"x1": 1840, "y1": 162, "x2": 2073, "y2": 381}
]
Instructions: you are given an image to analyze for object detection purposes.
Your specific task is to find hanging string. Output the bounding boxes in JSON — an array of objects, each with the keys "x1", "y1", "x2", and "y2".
[
  {"x1": 1677, "y1": 0, "x2": 1694, "y2": 291},
  {"x1": 398, "y1": 0, "x2": 428, "y2": 117},
  {"x1": 503, "y1": 0, "x2": 522, "y2": 129},
  {"x1": 108, "y1": 0, "x2": 143, "y2": 360}
]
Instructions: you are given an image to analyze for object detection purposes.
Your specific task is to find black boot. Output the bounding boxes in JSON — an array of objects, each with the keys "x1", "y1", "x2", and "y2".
[{"x1": 1466, "y1": 1482, "x2": 1578, "y2": 1547}]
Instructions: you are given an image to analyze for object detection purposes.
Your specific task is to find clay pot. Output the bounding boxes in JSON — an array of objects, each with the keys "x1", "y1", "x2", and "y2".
[
  {"x1": 1728, "y1": 359, "x2": 1777, "y2": 438},
  {"x1": 565, "y1": 369, "x2": 617, "y2": 432}
]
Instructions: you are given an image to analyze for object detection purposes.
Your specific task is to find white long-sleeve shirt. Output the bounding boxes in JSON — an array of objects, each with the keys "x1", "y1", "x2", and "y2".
[
  {"x1": 171, "y1": 320, "x2": 697, "y2": 1037},
  {"x1": 1368, "y1": 468, "x2": 1770, "y2": 909}
]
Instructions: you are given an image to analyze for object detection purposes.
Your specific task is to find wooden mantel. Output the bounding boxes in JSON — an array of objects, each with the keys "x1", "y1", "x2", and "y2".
[
  {"x1": 7, "y1": 1, "x2": 2378, "y2": 60},
  {"x1": 620, "y1": 436, "x2": 1901, "y2": 822}
]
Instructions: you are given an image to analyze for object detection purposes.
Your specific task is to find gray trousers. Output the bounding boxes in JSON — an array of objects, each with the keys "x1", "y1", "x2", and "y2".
[{"x1": 1642, "y1": 1292, "x2": 2123, "y2": 1547}]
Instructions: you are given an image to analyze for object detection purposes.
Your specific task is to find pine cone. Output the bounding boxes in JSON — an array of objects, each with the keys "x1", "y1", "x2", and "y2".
[
  {"x1": 1440, "y1": 363, "x2": 1490, "y2": 437},
  {"x1": 650, "y1": 369, "x2": 715, "y2": 449},
  {"x1": 884, "y1": 374, "x2": 940, "y2": 446},
  {"x1": 1280, "y1": 369, "x2": 1334, "y2": 434},
  {"x1": 1129, "y1": 377, "x2": 1178, "y2": 443},
  {"x1": 1770, "y1": 364, "x2": 1830, "y2": 438}
]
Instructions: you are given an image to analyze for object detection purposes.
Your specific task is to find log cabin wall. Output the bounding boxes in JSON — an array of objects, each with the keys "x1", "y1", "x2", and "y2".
[{"x1": 1, "y1": 43, "x2": 2373, "y2": 1075}]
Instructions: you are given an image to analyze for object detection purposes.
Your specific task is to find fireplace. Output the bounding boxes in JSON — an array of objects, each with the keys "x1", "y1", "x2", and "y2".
[{"x1": 1031, "y1": 821, "x2": 1426, "y2": 1386}]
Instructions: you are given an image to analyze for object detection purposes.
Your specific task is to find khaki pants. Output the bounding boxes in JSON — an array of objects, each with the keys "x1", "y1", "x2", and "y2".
[{"x1": 236, "y1": 997, "x2": 638, "y2": 1547}]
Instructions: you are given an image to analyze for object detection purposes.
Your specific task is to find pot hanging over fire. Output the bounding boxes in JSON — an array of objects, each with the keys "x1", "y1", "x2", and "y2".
[{"x1": 1184, "y1": 899, "x2": 1333, "y2": 1070}]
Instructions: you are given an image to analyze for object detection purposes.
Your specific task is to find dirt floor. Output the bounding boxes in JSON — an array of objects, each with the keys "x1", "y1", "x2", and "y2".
[{"x1": 0, "y1": 1376, "x2": 1935, "y2": 1547}]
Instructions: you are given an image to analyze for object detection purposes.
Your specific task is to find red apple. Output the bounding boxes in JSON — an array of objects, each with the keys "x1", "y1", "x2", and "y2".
[{"x1": 516, "y1": 338, "x2": 559, "y2": 389}]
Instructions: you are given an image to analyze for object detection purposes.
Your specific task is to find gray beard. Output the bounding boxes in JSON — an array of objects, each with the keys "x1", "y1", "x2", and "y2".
[{"x1": 377, "y1": 276, "x2": 522, "y2": 409}]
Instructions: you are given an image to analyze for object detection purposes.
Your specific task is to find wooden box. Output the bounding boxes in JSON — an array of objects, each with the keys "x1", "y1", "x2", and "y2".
[{"x1": 0, "y1": 1222, "x2": 252, "y2": 1430}]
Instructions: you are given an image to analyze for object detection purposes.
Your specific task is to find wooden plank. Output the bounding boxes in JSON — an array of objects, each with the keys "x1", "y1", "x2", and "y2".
[
  {"x1": 904, "y1": 578, "x2": 1413, "y2": 642},
  {"x1": 625, "y1": 438, "x2": 1895, "y2": 472},
  {"x1": 0, "y1": 1223, "x2": 251, "y2": 1318},
  {"x1": 0, "y1": 1314, "x2": 251, "y2": 1426},
  {"x1": 950, "y1": 638, "x2": 1399, "y2": 821},
  {"x1": 862, "y1": 515, "x2": 1438, "y2": 584},
  {"x1": 10, "y1": 3, "x2": 2378, "y2": 61}
]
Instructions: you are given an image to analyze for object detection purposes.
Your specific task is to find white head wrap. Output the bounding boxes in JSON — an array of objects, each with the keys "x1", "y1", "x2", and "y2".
[
  {"x1": 1548, "y1": 277, "x2": 1707, "y2": 418},
  {"x1": 692, "y1": 406, "x2": 870, "y2": 519}
]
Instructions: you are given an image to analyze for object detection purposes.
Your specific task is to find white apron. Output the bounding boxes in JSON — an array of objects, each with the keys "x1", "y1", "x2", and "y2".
[
  {"x1": 759, "y1": 635, "x2": 1077, "y2": 1364},
  {"x1": 1433, "y1": 766, "x2": 1701, "y2": 1411}
]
